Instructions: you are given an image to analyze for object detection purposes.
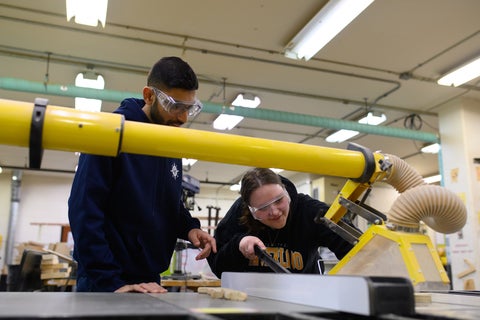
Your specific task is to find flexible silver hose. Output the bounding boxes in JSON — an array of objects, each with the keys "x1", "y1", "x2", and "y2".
[{"x1": 382, "y1": 154, "x2": 467, "y2": 234}]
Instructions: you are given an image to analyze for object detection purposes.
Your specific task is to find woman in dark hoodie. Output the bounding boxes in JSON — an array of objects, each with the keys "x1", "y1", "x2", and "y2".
[{"x1": 207, "y1": 168, "x2": 354, "y2": 278}]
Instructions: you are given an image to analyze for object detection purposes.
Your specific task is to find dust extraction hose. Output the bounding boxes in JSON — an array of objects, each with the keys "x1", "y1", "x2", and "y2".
[{"x1": 382, "y1": 154, "x2": 467, "y2": 234}]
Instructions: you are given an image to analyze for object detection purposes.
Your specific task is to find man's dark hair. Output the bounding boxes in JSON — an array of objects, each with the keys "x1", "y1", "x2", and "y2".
[{"x1": 147, "y1": 56, "x2": 199, "y2": 90}]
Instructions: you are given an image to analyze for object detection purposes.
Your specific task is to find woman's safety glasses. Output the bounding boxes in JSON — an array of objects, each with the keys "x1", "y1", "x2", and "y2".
[{"x1": 248, "y1": 191, "x2": 290, "y2": 220}]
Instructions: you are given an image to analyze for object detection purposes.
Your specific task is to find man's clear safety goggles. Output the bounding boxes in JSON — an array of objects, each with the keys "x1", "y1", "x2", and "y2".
[{"x1": 151, "y1": 87, "x2": 203, "y2": 118}]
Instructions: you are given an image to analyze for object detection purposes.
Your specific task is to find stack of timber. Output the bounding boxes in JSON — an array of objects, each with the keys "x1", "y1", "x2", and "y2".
[{"x1": 40, "y1": 254, "x2": 71, "y2": 280}]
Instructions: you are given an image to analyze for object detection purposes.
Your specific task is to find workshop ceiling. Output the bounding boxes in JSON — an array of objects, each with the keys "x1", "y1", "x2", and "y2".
[{"x1": 0, "y1": 0, "x2": 480, "y2": 194}]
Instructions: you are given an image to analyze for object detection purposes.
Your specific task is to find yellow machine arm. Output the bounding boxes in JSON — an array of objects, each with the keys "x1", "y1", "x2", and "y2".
[
  {"x1": 0, "y1": 98, "x2": 467, "y2": 290},
  {"x1": 0, "y1": 98, "x2": 387, "y2": 221},
  {"x1": 1, "y1": 98, "x2": 372, "y2": 178},
  {"x1": 2, "y1": 97, "x2": 394, "y2": 225}
]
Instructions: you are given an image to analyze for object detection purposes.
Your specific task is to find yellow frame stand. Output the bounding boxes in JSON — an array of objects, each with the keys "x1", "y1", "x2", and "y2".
[{"x1": 329, "y1": 224, "x2": 450, "y2": 290}]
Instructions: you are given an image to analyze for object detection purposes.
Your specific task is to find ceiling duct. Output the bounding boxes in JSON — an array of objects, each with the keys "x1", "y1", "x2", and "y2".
[{"x1": 0, "y1": 77, "x2": 438, "y2": 143}]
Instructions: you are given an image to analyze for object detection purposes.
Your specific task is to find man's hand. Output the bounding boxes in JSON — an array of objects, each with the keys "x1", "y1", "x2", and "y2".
[
  {"x1": 114, "y1": 282, "x2": 168, "y2": 293},
  {"x1": 188, "y1": 228, "x2": 217, "y2": 260}
]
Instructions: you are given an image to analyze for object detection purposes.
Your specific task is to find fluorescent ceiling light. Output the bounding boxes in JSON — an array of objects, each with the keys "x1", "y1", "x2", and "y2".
[
  {"x1": 421, "y1": 143, "x2": 441, "y2": 154},
  {"x1": 358, "y1": 112, "x2": 386, "y2": 125},
  {"x1": 75, "y1": 72, "x2": 105, "y2": 89},
  {"x1": 424, "y1": 174, "x2": 441, "y2": 184},
  {"x1": 326, "y1": 112, "x2": 386, "y2": 143},
  {"x1": 326, "y1": 129, "x2": 359, "y2": 143},
  {"x1": 213, "y1": 114, "x2": 244, "y2": 130},
  {"x1": 284, "y1": 0, "x2": 374, "y2": 61},
  {"x1": 437, "y1": 56, "x2": 480, "y2": 87},
  {"x1": 182, "y1": 158, "x2": 198, "y2": 167},
  {"x1": 213, "y1": 93, "x2": 261, "y2": 131},
  {"x1": 75, "y1": 72, "x2": 105, "y2": 112},
  {"x1": 66, "y1": 0, "x2": 108, "y2": 27},
  {"x1": 230, "y1": 183, "x2": 241, "y2": 192},
  {"x1": 232, "y1": 93, "x2": 261, "y2": 108},
  {"x1": 270, "y1": 168, "x2": 284, "y2": 174}
]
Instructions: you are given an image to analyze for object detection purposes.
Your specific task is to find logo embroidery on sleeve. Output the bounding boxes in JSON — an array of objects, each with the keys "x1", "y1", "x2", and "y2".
[{"x1": 170, "y1": 163, "x2": 179, "y2": 180}]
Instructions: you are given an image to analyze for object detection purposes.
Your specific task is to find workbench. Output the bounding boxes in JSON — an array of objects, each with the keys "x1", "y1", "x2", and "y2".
[
  {"x1": 0, "y1": 291, "x2": 478, "y2": 319},
  {"x1": 160, "y1": 278, "x2": 221, "y2": 291}
]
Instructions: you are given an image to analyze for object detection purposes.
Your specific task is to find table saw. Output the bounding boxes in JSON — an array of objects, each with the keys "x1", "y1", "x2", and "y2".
[{"x1": 0, "y1": 289, "x2": 478, "y2": 320}]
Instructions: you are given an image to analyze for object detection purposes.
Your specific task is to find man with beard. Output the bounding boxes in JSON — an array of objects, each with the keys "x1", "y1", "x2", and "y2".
[{"x1": 69, "y1": 56, "x2": 216, "y2": 293}]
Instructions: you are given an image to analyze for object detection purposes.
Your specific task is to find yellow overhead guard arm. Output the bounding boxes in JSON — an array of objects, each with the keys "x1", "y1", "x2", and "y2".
[
  {"x1": 1, "y1": 98, "x2": 391, "y2": 235},
  {"x1": 0, "y1": 98, "x2": 384, "y2": 181}
]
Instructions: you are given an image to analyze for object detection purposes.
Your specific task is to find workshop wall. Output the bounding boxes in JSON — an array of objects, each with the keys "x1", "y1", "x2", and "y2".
[
  {"x1": 15, "y1": 173, "x2": 72, "y2": 244},
  {"x1": 0, "y1": 170, "x2": 240, "y2": 271},
  {"x1": 0, "y1": 168, "x2": 404, "y2": 274},
  {"x1": 0, "y1": 171, "x2": 73, "y2": 271},
  {"x1": 0, "y1": 173, "x2": 10, "y2": 272}
]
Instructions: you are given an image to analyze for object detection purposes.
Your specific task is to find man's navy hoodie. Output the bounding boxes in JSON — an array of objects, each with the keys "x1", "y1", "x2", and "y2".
[{"x1": 68, "y1": 98, "x2": 200, "y2": 292}]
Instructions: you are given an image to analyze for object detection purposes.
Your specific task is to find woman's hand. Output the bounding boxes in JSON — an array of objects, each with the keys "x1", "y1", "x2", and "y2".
[{"x1": 239, "y1": 236, "x2": 266, "y2": 259}]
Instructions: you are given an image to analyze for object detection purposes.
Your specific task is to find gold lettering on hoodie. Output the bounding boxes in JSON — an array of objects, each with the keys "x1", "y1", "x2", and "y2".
[{"x1": 249, "y1": 247, "x2": 304, "y2": 271}]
